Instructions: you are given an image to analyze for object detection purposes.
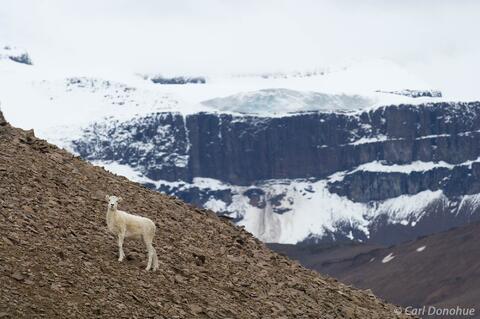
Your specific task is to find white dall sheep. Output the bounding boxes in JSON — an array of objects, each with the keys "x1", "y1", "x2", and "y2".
[{"x1": 105, "y1": 195, "x2": 159, "y2": 271}]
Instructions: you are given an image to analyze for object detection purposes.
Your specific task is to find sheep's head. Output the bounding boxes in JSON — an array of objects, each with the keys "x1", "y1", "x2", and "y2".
[{"x1": 105, "y1": 195, "x2": 122, "y2": 210}]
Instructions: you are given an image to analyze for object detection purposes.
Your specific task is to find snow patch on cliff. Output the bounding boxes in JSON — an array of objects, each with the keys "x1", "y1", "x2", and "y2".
[
  {"x1": 349, "y1": 135, "x2": 389, "y2": 145},
  {"x1": 370, "y1": 190, "x2": 445, "y2": 224},
  {"x1": 416, "y1": 245, "x2": 426, "y2": 252},
  {"x1": 330, "y1": 158, "x2": 480, "y2": 183},
  {"x1": 382, "y1": 253, "x2": 395, "y2": 263},
  {"x1": 204, "y1": 198, "x2": 228, "y2": 212},
  {"x1": 355, "y1": 161, "x2": 455, "y2": 173},
  {"x1": 91, "y1": 160, "x2": 162, "y2": 187}
]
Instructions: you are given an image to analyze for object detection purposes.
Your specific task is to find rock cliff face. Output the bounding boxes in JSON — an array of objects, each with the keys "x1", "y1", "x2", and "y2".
[
  {"x1": 71, "y1": 102, "x2": 480, "y2": 245},
  {"x1": 150, "y1": 75, "x2": 206, "y2": 84},
  {"x1": 376, "y1": 89, "x2": 442, "y2": 98},
  {"x1": 75, "y1": 113, "x2": 191, "y2": 182},
  {"x1": 75, "y1": 102, "x2": 480, "y2": 184}
]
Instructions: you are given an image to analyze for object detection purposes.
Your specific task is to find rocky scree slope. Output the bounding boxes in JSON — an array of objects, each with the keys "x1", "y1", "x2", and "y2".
[{"x1": 0, "y1": 114, "x2": 410, "y2": 318}]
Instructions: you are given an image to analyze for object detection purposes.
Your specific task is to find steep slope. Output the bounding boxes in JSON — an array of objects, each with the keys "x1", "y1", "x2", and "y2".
[
  {"x1": 273, "y1": 222, "x2": 480, "y2": 318},
  {"x1": 0, "y1": 114, "x2": 410, "y2": 318}
]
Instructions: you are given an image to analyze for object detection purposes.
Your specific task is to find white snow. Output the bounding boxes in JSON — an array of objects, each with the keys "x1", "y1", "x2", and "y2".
[
  {"x1": 0, "y1": 51, "x2": 450, "y2": 146},
  {"x1": 234, "y1": 180, "x2": 370, "y2": 243},
  {"x1": 233, "y1": 185, "x2": 448, "y2": 243},
  {"x1": 370, "y1": 190, "x2": 445, "y2": 223},
  {"x1": 350, "y1": 135, "x2": 388, "y2": 145},
  {"x1": 416, "y1": 245, "x2": 426, "y2": 252},
  {"x1": 331, "y1": 158, "x2": 480, "y2": 183},
  {"x1": 458, "y1": 193, "x2": 480, "y2": 212},
  {"x1": 354, "y1": 160, "x2": 455, "y2": 173},
  {"x1": 90, "y1": 160, "x2": 162, "y2": 187},
  {"x1": 192, "y1": 177, "x2": 230, "y2": 191},
  {"x1": 382, "y1": 253, "x2": 395, "y2": 263},
  {"x1": 348, "y1": 131, "x2": 480, "y2": 147},
  {"x1": 203, "y1": 198, "x2": 227, "y2": 212}
]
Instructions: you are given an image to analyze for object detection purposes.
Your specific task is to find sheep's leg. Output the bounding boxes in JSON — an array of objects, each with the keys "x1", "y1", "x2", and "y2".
[
  {"x1": 144, "y1": 232, "x2": 155, "y2": 271},
  {"x1": 118, "y1": 233, "x2": 125, "y2": 262},
  {"x1": 144, "y1": 243, "x2": 159, "y2": 271},
  {"x1": 145, "y1": 244, "x2": 159, "y2": 271},
  {"x1": 145, "y1": 244, "x2": 153, "y2": 271},
  {"x1": 151, "y1": 246, "x2": 159, "y2": 271}
]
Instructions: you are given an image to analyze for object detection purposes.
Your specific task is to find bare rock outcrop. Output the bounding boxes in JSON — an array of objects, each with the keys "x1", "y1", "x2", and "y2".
[{"x1": 0, "y1": 110, "x2": 7, "y2": 126}]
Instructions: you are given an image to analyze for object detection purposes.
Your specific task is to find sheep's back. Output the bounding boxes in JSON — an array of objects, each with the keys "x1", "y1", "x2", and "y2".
[{"x1": 118, "y1": 210, "x2": 156, "y2": 237}]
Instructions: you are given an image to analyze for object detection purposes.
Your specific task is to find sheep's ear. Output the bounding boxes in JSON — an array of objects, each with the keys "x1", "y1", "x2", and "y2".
[
  {"x1": 118, "y1": 197, "x2": 123, "y2": 202},
  {"x1": 105, "y1": 195, "x2": 110, "y2": 201}
]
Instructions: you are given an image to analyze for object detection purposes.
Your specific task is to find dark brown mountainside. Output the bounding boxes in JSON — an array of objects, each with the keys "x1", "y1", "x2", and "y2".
[
  {"x1": 0, "y1": 114, "x2": 411, "y2": 318},
  {"x1": 272, "y1": 222, "x2": 480, "y2": 318}
]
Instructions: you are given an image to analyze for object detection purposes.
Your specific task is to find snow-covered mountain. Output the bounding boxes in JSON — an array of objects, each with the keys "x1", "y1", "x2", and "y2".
[{"x1": 2, "y1": 46, "x2": 479, "y2": 246}]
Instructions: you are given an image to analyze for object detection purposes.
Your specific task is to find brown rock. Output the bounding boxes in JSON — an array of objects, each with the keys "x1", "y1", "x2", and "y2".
[
  {"x1": 188, "y1": 304, "x2": 203, "y2": 314},
  {"x1": 2, "y1": 237, "x2": 13, "y2": 246},
  {"x1": 11, "y1": 272, "x2": 25, "y2": 281}
]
